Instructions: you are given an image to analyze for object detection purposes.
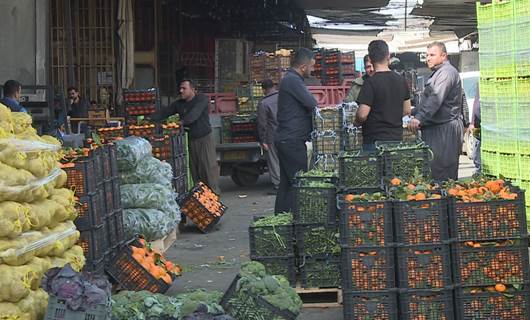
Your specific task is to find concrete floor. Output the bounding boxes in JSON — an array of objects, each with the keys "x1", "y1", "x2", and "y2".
[{"x1": 164, "y1": 156, "x2": 477, "y2": 320}]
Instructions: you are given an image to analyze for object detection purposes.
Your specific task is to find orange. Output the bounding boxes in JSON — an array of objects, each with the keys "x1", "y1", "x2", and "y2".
[
  {"x1": 495, "y1": 283, "x2": 507, "y2": 292},
  {"x1": 390, "y1": 178, "x2": 401, "y2": 186},
  {"x1": 415, "y1": 193, "x2": 426, "y2": 201},
  {"x1": 344, "y1": 194, "x2": 355, "y2": 202}
]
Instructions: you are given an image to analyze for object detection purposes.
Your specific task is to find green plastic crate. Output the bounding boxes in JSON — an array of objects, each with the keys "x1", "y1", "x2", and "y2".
[
  {"x1": 479, "y1": 52, "x2": 496, "y2": 79},
  {"x1": 494, "y1": 22, "x2": 515, "y2": 52},
  {"x1": 494, "y1": 0, "x2": 515, "y2": 24},
  {"x1": 517, "y1": 78, "x2": 530, "y2": 103},
  {"x1": 479, "y1": 79, "x2": 496, "y2": 99},
  {"x1": 497, "y1": 129, "x2": 519, "y2": 153},
  {"x1": 496, "y1": 102, "x2": 518, "y2": 129},
  {"x1": 517, "y1": 103, "x2": 530, "y2": 130},
  {"x1": 515, "y1": 50, "x2": 530, "y2": 77},
  {"x1": 520, "y1": 155, "x2": 530, "y2": 180},
  {"x1": 514, "y1": 0, "x2": 530, "y2": 22},
  {"x1": 477, "y1": 2, "x2": 495, "y2": 27},
  {"x1": 494, "y1": 51, "x2": 516, "y2": 78},
  {"x1": 519, "y1": 129, "x2": 530, "y2": 155},
  {"x1": 515, "y1": 19, "x2": 530, "y2": 51},
  {"x1": 481, "y1": 150, "x2": 499, "y2": 176},
  {"x1": 481, "y1": 102, "x2": 497, "y2": 126},
  {"x1": 481, "y1": 128, "x2": 498, "y2": 152},
  {"x1": 495, "y1": 78, "x2": 517, "y2": 100},
  {"x1": 478, "y1": 26, "x2": 495, "y2": 53},
  {"x1": 498, "y1": 152, "x2": 520, "y2": 179}
]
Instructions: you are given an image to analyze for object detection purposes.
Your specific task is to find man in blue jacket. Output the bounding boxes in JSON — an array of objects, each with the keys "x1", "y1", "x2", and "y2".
[
  {"x1": 1, "y1": 80, "x2": 28, "y2": 113},
  {"x1": 274, "y1": 48, "x2": 319, "y2": 213}
]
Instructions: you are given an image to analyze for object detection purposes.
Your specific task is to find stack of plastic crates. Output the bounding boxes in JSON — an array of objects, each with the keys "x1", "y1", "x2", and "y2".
[
  {"x1": 123, "y1": 88, "x2": 161, "y2": 138},
  {"x1": 322, "y1": 50, "x2": 355, "y2": 86},
  {"x1": 311, "y1": 106, "x2": 343, "y2": 173},
  {"x1": 338, "y1": 193, "x2": 397, "y2": 320},
  {"x1": 478, "y1": 0, "x2": 530, "y2": 223},
  {"x1": 312, "y1": 49, "x2": 325, "y2": 83},
  {"x1": 236, "y1": 83, "x2": 264, "y2": 114},
  {"x1": 265, "y1": 54, "x2": 290, "y2": 85},
  {"x1": 250, "y1": 54, "x2": 266, "y2": 82},
  {"x1": 448, "y1": 186, "x2": 530, "y2": 319},
  {"x1": 293, "y1": 172, "x2": 340, "y2": 289}
]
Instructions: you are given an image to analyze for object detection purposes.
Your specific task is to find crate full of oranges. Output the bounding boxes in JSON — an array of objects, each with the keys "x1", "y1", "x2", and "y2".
[{"x1": 179, "y1": 182, "x2": 226, "y2": 233}]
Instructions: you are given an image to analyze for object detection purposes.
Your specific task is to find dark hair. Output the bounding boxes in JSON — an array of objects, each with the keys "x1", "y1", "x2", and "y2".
[
  {"x1": 291, "y1": 48, "x2": 315, "y2": 68},
  {"x1": 363, "y1": 54, "x2": 371, "y2": 65},
  {"x1": 90, "y1": 100, "x2": 97, "y2": 105},
  {"x1": 261, "y1": 79, "x2": 274, "y2": 90},
  {"x1": 3, "y1": 80, "x2": 21, "y2": 97},
  {"x1": 368, "y1": 40, "x2": 390, "y2": 64},
  {"x1": 67, "y1": 86, "x2": 79, "y2": 93},
  {"x1": 179, "y1": 79, "x2": 196, "y2": 89}
]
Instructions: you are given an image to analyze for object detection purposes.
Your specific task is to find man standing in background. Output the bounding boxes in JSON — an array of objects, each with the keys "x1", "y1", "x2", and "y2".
[
  {"x1": 344, "y1": 54, "x2": 375, "y2": 103},
  {"x1": 409, "y1": 42, "x2": 464, "y2": 181},
  {"x1": 274, "y1": 48, "x2": 319, "y2": 213},
  {"x1": 257, "y1": 79, "x2": 280, "y2": 193},
  {"x1": 1, "y1": 80, "x2": 28, "y2": 113}
]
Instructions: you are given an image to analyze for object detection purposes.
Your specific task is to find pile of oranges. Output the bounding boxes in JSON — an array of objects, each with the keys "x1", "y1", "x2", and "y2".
[
  {"x1": 389, "y1": 177, "x2": 441, "y2": 201},
  {"x1": 445, "y1": 179, "x2": 518, "y2": 202},
  {"x1": 130, "y1": 238, "x2": 182, "y2": 284}
]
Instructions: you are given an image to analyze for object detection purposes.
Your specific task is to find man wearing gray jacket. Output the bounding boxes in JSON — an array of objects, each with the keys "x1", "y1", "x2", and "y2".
[
  {"x1": 409, "y1": 42, "x2": 464, "y2": 181},
  {"x1": 257, "y1": 79, "x2": 279, "y2": 192}
]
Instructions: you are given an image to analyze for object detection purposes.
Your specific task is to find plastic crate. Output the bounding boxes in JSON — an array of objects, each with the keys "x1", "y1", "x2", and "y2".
[
  {"x1": 393, "y1": 198, "x2": 450, "y2": 245},
  {"x1": 221, "y1": 274, "x2": 298, "y2": 320},
  {"x1": 313, "y1": 107, "x2": 343, "y2": 132},
  {"x1": 295, "y1": 224, "x2": 340, "y2": 257},
  {"x1": 97, "y1": 127, "x2": 125, "y2": 143},
  {"x1": 494, "y1": 22, "x2": 515, "y2": 54},
  {"x1": 478, "y1": 26, "x2": 495, "y2": 54},
  {"x1": 44, "y1": 295, "x2": 110, "y2": 320},
  {"x1": 338, "y1": 197, "x2": 393, "y2": 247},
  {"x1": 83, "y1": 257, "x2": 106, "y2": 274},
  {"x1": 397, "y1": 245, "x2": 452, "y2": 289},
  {"x1": 172, "y1": 174, "x2": 188, "y2": 197},
  {"x1": 101, "y1": 179, "x2": 117, "y2": 214},
  {"x1": 519, "y1": 129, "x2": 530, "y2": 155},
  {"x1": 455, "y1": 287, "x2": 530, "y2": 320},
  {"x1": 341, "y1": 247, "x2": 396, "y2": 291},
  {"x1": 249, "y1": 218, "x2": 294, "y2": 257},
  {"x1": 480, "y1": 101, "x2": 496, "y2": 127},
  {"x1": 481, "y1": 150, "x2": 499, "y2": 176},
  {"x1": 520, "y1": 155, "x2": 530, "y2": 180},
  {"x1": 342, "y1": 127, "x2": 363, "y2": 152},
  {"x1": 338, "y1": 152, "x2": 384, "y2": 191},
  {"x1": 78, "y1": 225, "x2": 108, "y2": 263},
  {"x1": 74, "y1": 190, "x2": 105, "y2": 231},
  {"x1": 399, "y1": 288, "x2": 454, "y2": 320},
  {"x1": 64, "y1": 157, "x2": 98, "y2": 198},
  {"x1": 515, "y1": 19, "x2": 530, "y2": 52},
  {"x1": 380, "y1": 144, "x2": 432, "y2": 182},
  {"x1": 298, "y1": 254, "x2": 341, "y2": 288},
  {"x1": 495, "y1": 50, "x2": 516, "y2": 79},
  {"x1": 106, "y1": 241, "x2": 172, "y2": 293},
  {"x1": 516, "y1": 50, "x2": 530, "y2": 77},
  {"x1": 494, "y1": 0, "x2": 514, "y2": 23},
  {"x1": 451, "y1": 239, "x2": 530, "y2": 287},
  {"x1": 313, "y1": 153, "x2": 339, "y2": 173},
  {"x1": 293, "y1": 185, "x2": 337, "y2": 224},
  {"x1": 343, "y1": 290, "x2": 398, "y2": 320},
  {"x1": 250, "y1": 255, "x2": 297, "y2": 286},
  {"x1": 498, "y1": 152, "x2": 520, "y2": 179},
  {"x1": 126, "y1": 125, "x2": 157, "y2": 138},
  {"x1": 496, "y1": 103, "x2": 517, "y2": 130},
  {"x1": 476, "y1": 1, "x2": 494, "y2": 28},
  {"x1": 92, "y1": 148, "x2": 105, "y2": 184},
  {"x1": 448, "y1": 192, "x2": 527, "y2": 241},
  {"x1": 169, "y1": 154, "x2": 187, "y2": 178},
  {"x1": 106, "y1": 210, "x2": 125, "y2": 249},
  {"x1": 313, "y1": 133, "x2": 342, "y2": 155},
  {"x1": 179, "y1": 184, "x2": 226, "y2": 233},
  {"x1": 479, "y1": 52, "x2": 495, "y2": 79}
]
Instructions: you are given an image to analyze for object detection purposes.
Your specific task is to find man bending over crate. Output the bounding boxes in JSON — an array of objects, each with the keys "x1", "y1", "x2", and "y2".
[
  {"x1": 409, "y1": 42, "x2": 464, "y2": 181},
  {"x1": 153, "y1": 79, "x2": 220, "y2": 194}
]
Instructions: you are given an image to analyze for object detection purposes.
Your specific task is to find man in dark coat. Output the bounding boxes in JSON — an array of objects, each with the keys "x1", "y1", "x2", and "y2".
[{"x1": 257, "y1": 79, "x2": 279, "y2": 192}]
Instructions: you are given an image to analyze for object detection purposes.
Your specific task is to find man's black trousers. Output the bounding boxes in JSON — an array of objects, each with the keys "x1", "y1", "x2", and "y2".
[{"x1": 274, "y1": 139, "x2": 308, "y2": 213}]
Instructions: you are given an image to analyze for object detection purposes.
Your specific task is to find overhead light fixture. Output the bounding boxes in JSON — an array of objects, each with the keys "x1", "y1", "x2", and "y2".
[{"x1": 418, "y1": 0, "x2": 424, "y2": 5}]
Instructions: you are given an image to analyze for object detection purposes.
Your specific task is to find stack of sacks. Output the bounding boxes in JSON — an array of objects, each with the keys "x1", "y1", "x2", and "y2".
[
  {"x1": 116, "y1": 137, "x2": 180, "y2": 241},
  {"x1": 0, "y1": 105, "x2": 85, "y2": 320}
]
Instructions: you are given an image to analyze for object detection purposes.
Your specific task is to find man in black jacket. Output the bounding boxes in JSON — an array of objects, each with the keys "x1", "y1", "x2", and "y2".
[
  {"x1": 153, "y1": 79, "x2": 220, "y2": 193},
  {"x1": 274, "y1": 48, "x2": 319, "y2": 213}
]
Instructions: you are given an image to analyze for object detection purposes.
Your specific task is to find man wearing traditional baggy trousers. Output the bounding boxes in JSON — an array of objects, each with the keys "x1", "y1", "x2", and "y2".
[
  {"x1": 274, "y1": 48, "x2": 319, "y2": 213},
  {"x1": 409, "y1": 42, "x2": 464, "y2": 181},
  {"x1": 153, "y1": 79, "x2": 220, "y2": 194}
]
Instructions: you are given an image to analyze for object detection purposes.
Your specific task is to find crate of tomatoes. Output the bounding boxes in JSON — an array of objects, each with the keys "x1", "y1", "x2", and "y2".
[
  {"x1": 127, "y1": 123, "x2": 157, "y2": 138},
  {"x1": 399, "y1": 288, "x2": 455, "y2": 320},
  {"x1": 179, "y1": 182, "x2": 226, "y2": 232},
  {"x1": 456, "y1": 286, "x2": 530, "y2": 320},
  {"x1": 343, "y1": 290, "x2": 398, "y2": 320},
  {"x1": 106, "y1": 238, "x2": 182, "y2": 293},
  {"x1": 445, "y1": 178, "x2": 527, "y2": 241},
  {"x1": 96, "y1": 126, "x2": 125, "y2": 143},
  {"x1": 341, "y1": 246, "x2": 396, "y2": 291},
  {"x1": 397, "y1": 244, "x2": 452, "y2": 289}
]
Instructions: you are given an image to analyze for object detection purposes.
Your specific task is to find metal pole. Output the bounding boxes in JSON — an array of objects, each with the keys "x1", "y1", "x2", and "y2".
[
  {"x1": 405, "y1": 0, "x2": 408, "y2": 31},
  {"x1": 64, "y1": 0, "x2": 75, "y2": 87}
]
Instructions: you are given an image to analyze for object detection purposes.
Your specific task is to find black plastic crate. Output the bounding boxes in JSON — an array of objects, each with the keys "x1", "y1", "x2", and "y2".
[
  {"x1": 380, "y1": 144, "x2": 432, "y2": 181},
  {"x1": 102, "y1": 178, "x2": 119, "y2": 214},
  {"x1": 293, "y1": 185, "x2": 337, "y2": 224},
  {"x1": 179, "y1": 183, "x2": 226, "y2": 233},
  {"x1": 105, "y1": 210, "x2": 125, "y2": 249},
  {"x1": 299, "y1": 254, "x2": 340, "y2": 288},
  {"x1": 108, "y1": 143, "x2": 118, "y2": 178},
  {"x1": 249, "y1": 217, "x2": 294, "y2": 257},
  {"x1": 74, "y1": 189, "x2": 105, "y2": 231},
  {"x1": 98, "y1": 144, "x2": 113, "y2": 180},
  {"x1": 44, "y1": 295, "x2": 110, "y2": 320},
  {"x1": 149, "y1": 134, "x2": 175, "y2": 160},
  {"x1": 393, "y1": 198, "x2": 450, "y2": 245},
  {"x1": 448, "y1": 195, "x2": 527, "y2": 241},
  {"x1": 295, "y1": 224, "x2": 340, "y2": 257},
  {"x1": 106, "y1": 241, "x2": 172, "y2": 293},
  {"x1": 92, "y1": 147, "x2": 105, "y2": 184},
  {"x1": 342, "y1": 127, "x2": 363, "y2": 152},
  {"x1": 63, "y1": 157, "x2": 98, "y2": 198},
  {"x1": 397, "y1": 244, "x2": 452, "y2": 289},
  {"x1": 341, "y1": 246, "x2": 396, "y2": 291},
  {"x1": 82, "y1": 257, "x2": 106, "y2": 275},
  {"x1": 312, "y1": 153, "x2": 339, "y2": 173},
  {"x1": 78, "y1": 225, "x2": 108, "y2": 263},
  {"x1": 451, "y1": 239, "x2": 530, "y2": 287},
  {"x1": 313, "y1": 133, "x2": 342, "y2": 155},
  {"x1": 343, "y1": 290, "x2": 398, "y2": 320},
  {"x1": 338, "y1": 152, "x2": 384, "y2": 191},
  {"x1": 313, "y1": 107, "x2": 343, "y2": 132},
  {"x1": 171, "y1": 155, "x2": 187, "y2": 177},
  {"x1": 172, "y1": 174, "x2": 188, "y2": 197},
  {"x1": 294, "y1": 171, "x2": 338, "y2": 186},
  {"x1": 221, "y1": 274, "x2": 298, "y2": 320},
  {"x1": 399, "y1": 288, "x2": 454, "y2": 320},
  {"x1": 338, "y1": 197, "x2": 393, "y2": 247},
  {"x1": 250, "y1": 255, "x2": 297, "y2": 286},
  {"x1": 455, "y1": 287, "x2": 530, "y2": 320}
]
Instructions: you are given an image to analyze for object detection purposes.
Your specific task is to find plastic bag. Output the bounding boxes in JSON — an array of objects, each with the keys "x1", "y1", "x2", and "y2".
[
  {"x1": 123, "y1": 208, "x2": 179, "y2": 241},
  {"x1": 120, "y1": 183, "x2": 180, "y2": 217},
  {"x1": 115, "y1": 136, "x2": 152, "y2": 171},
  {"x1": 0, "y1": 202, "x2": 30, "y2": 238},
  {"x1": 0, "y1": 288, "x2": 48, "y2": 320},
  {"x1": 0, "y1": 257, "x2": 51, "y2": 303},
  {"x1": 119, "y1": 156, "x2": 173, "y2": 187},
  {"x1": 46, "y1": 245, "x2": 85, "y2": 272},
  {"x1": 0, "y1": 168, "x2": 61, "y2": 203}
]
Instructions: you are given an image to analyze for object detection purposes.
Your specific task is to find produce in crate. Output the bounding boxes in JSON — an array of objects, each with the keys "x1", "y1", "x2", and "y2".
[
  {"x1": 250, "y1": 213, "x2": 293, "y2": 256},
  {"x1": 345, "y1": 248, "x2": 394, "y2": 290},
  {"x1": 457, "y1": 287, "x2": 529, "y2": 319},
  {"x1": 181, "y1": 182, "x2": 226, "y2": 232},
  {"x1": 377, "y1": 141, "x2": 432, "y2": 181},
  {"x1": 130, "y1": 237, "x2": 182, "y2": 284},
  {"x1": 294, "y1": 172, "x2": 336, "y2": 224},
  {"x1": 445, "y1": 178, "x2": 518, "y2": 202},
  {"x1": 297, "y1": 224, "x2": 340, "y2": 256},
  {"x1": 388, "y1": 177, "x2": 441, "y2": 201},
  {"x1": 339, "y1": 151, "x2": 382, "y2": 190}
]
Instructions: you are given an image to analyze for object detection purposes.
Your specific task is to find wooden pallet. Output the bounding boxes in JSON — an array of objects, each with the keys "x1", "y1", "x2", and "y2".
[
  {"x1": 295, "y1": 285, "x2": 342, "y2": 308},
  {"x1": 150, "y1": 227, "x2": 178, "y2": 254}
]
